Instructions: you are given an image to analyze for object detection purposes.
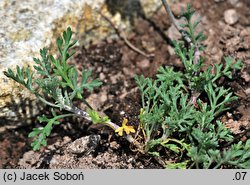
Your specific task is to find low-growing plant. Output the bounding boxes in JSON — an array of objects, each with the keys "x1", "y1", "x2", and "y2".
[
  {"x1": 135, "y1": 3, "x2": 249, "y2": 169},
  {"x1": 4, "y1": 27, "x2": 135, "y2": 151}
]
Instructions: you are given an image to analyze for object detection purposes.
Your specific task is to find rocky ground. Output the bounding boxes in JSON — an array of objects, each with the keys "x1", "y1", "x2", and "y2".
[{"x1": 0, "y1": 0, "x2": 250, "y2": 168}]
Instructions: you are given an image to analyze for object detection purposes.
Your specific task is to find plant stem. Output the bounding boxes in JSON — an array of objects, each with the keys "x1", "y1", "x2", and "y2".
[
  {"x1": 161, "y1": 0, "x2": 192, "y2": 44},
  {"x1": 36, "y1": 94, "x2": 61, "y2": 109},
  {"x1": 63, "y1": 103, "x2": 143, "y2": 151},
  {"x1": 161, "y1": 0, "x2": 202, "y2": 105},
  {"x1": 161, "y1": 0, "x2": 180, "y2": 33},
  {"x1": 64, "y1": 105, "x2": 91, "y2": 120},
  {"x1": 213, "y1": 162, "x2": 223, "y2": 169}
]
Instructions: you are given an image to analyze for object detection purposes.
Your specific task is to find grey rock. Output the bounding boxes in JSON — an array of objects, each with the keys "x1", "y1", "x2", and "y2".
[{"x1": 66, "y1": 135, "x2": 100, "y2": 154}]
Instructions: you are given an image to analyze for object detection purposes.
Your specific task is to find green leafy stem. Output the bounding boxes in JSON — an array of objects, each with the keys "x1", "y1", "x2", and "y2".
[{"x1": 4, "y1": 27, "x2": 137, "y2": 150}]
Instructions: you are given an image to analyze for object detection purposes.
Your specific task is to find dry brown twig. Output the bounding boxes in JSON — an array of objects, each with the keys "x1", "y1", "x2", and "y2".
[{"x1": 98, "y1": 11, "x2": 152, "y2": 58}]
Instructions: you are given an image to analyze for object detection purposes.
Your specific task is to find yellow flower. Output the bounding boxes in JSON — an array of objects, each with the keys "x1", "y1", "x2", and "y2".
[{"x1": 115, "y1": 118, "x2": 135, "y2": 136}]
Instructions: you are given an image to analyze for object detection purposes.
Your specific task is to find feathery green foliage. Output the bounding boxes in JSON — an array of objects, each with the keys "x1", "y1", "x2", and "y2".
[
  {"x1": 4, "y1": 27, "x2": 103, "y2": 150},
  {"x1": 135, "y1": 5, "x2": 247, "y2": 169}
]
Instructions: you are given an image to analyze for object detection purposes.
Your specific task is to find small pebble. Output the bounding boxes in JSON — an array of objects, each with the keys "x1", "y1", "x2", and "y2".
[
  {"x1": 224, "y1": 9, "x2": 239, "y2": 25},
  {"x1": 99, "y1": 72, "x2": 105, "y2": 80},
  {"x1": 137, "y1": 59, "x2": 150, "y2": 69},
  {"x1": 99, "y1": 93, "x2": 107, "y2": 103},
  {"x1": 110, "y1": 141, "x2": 119, "y2": 150},
  {"x1": 241, "y1": 71, "x2": 250, "y2": 82},
  {"x1": 245, "y1": 88, "x2": 250, "y2": 95}
]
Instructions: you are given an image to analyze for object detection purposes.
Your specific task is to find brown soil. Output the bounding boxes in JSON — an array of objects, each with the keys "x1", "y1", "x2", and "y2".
[{"x1": 1, "y1": 0, "x2": 250, "y2": 169}]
